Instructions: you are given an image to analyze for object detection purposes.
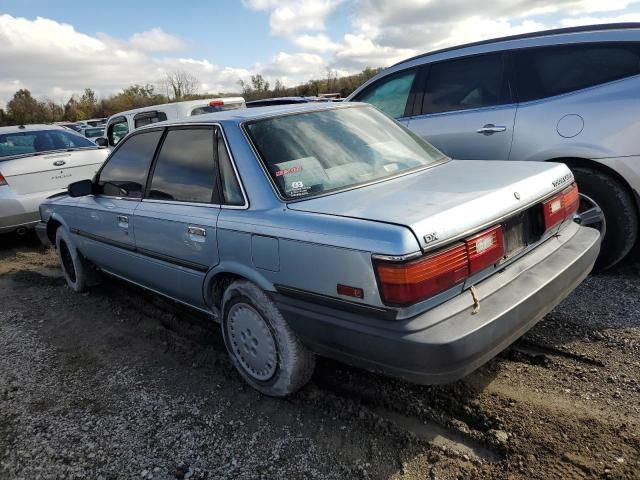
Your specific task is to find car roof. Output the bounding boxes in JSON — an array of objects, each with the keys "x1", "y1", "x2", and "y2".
[
  {"x1": 393, "y1": 22, "x2": 640, "y2": 67},
  {"x1": 0, "y1": 124, "x2": 69, "y2": 134},
  {"x1": 138, "y1": 101, "x2": 361, "y2": 128}
]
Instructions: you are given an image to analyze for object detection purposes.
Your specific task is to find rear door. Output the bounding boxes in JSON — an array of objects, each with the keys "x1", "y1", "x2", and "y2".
[
  {"x1": 406, "y1": 52, "x2": 516, "y2": 160},
  {"x1": 73, "y1": 129, "x2": 163, "y2": 276},
  {"x1": 133, "y1": 126, "x2": 221, "y2": 309}
]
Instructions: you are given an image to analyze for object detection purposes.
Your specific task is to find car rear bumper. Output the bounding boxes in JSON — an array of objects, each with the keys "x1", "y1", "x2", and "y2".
[
  {"x1": 0, "y1": 187, "x2": 49, "y2": 233},
  {"x1": 273, "y1": 222, "x2": 600, "y2": 384}
]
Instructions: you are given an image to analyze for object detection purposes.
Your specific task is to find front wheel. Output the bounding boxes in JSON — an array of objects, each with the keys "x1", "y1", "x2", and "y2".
[
  {"x1": 221, "y1": 280, "x2": 315, "y2": 397},
  {"x1": 55, "y1": 227, "x2": 88, "y2": 292},
  {"x1": 572, "y1": 167, "x2": 638, "y2": 271}
]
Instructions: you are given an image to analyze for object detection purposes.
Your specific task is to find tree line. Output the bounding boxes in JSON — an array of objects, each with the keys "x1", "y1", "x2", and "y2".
[{"x1": 0, "y1": 68, "x2": 381, "y2": 126}]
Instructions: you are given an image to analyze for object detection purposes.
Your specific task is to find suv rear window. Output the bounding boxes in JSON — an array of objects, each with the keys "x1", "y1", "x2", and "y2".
[
  {"x1": 245, "y1": 106, "x2": 444, "y2": 200},
  {"x1": 0, "y1": 130, "x2": 95, "y2": 158},
  {"x1": 514, "y1": 42, "x2": 640, "y2": 102}
]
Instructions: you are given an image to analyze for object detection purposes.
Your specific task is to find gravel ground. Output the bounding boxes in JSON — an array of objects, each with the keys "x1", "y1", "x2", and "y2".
[{"x1": 0, "y1": 232, "x2": 638, "y2": 479}]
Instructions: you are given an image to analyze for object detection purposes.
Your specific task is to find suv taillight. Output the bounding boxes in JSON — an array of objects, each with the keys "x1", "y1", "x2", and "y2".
[
  {"x1": 0, "y1": 172, "x2": 6, "y2": 186},
  {"x1": 375, "y1": 225, "x2": 505, "y2": 306},
  {"x1": 542, "y1": 183, "x2": 579, "y2": 230}
]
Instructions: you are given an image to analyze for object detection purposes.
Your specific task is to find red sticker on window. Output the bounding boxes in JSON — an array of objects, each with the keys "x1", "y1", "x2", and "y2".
[{"x1": 275, "y1": 166, "x2": 303, "y2": 177}]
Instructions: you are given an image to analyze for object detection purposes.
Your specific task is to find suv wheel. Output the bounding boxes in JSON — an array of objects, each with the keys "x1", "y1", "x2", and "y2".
[
  {"x1": 221, "y1": 280, "x2": 315, "y2": 397},
  {"x1": 572, "y1": 167, "x2": 638, "y2": 271}
]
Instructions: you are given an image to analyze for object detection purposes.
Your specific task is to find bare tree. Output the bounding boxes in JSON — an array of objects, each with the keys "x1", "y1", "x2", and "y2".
[{"x1": 162, "y1": 70, "x2": 199, "y2": 100}]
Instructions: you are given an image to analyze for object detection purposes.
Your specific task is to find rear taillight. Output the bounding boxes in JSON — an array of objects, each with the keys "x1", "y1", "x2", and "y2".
[
  {"x1": 542, "y1": 183, "x2": 579, "y2": 230},
  {"x1": 376, "y1": 244, "x2": 469, "y2": 306},
  {"x1": 209, "y1": 100, "x2": 224, "y2": 107},
  {"x1": 466, "y1": 225, "x2": 505, "y2": 274},
  {"x1": 0, "y1": 172, "x2": 6, "y2": 186},
  {"x1": 375, "y1": 224, "x2": 506, "y2": 306}
]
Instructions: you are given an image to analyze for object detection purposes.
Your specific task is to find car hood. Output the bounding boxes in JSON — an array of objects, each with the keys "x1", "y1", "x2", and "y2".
[{"x1": 287, "y1": 159, "x2": 573, "y2": 251}]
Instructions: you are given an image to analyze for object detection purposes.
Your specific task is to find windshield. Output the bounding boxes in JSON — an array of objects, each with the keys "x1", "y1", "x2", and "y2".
[
  {"x1": 0, "y1": 129, "x2": 97, "y2": 158},
  {"x1": 245, "y1": 105, "x2": 445, "y2": 199}
]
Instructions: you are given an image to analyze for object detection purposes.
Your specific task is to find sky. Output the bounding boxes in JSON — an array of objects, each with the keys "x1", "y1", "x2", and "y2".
[{"x1": 1, "y1": 0, "x2": 640, "y2": 107}]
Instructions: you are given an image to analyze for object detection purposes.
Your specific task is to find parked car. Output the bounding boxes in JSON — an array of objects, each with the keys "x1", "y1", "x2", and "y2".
[
  {"x1": 81, "y1": 126, "x2": 105, "y2": 144},
  {"x1": 347, "y1": 23, "x2": 640, "y2": 270},
  {"x1": 100, "y1": 97, "x2": 246, "y2": 149},
  {"x1": 0, "y1": 124, "x2": 108, "y2": 235},
  {"x1": 36, "y1": 103, "x2": 600, "y2": 396}
]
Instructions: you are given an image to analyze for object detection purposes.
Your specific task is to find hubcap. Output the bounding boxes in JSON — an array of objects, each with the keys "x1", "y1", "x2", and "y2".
[
  {"x1": 575, "y1": 193, "x2": 606, "y2": 237},
  {"x1": 59, "y1": 240, "x2": 76, "y2": 283},
  {"x1": 226, "y1": 303, "x2": 277, "y2": 381}
]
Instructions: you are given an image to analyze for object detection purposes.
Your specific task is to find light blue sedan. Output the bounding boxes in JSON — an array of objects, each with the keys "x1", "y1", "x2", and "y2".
[{"x1": 37, "y1": 103, "x2": 600, "y2": 396}]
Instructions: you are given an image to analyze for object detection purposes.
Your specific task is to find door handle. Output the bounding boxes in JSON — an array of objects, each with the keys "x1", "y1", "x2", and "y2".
[
  {"x1": 187, "y1": 226, "x2": 207, "y2": 237},
  {"x1": 117, "y1": 215, "x2": 129, "y2": 227},
  {"x1": 477, "y1": 124, "x2": 507, "y2": 135}
]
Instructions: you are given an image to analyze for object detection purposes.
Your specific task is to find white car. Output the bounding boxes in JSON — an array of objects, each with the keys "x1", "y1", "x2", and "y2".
[
  {"x1": 0, "y1": 124, "x2": 108, "y2": 235},
  {"x1": 100, "y1": 97, "x2": 246, "y2": 148}
]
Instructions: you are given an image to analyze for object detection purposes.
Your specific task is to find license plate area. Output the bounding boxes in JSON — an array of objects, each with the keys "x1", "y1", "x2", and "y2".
[{"x1": 502, "y1": 207, "x2": 543, "y2": 260}]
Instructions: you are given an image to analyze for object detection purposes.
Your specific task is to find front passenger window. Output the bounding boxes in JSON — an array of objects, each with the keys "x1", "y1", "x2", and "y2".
[
  {"x1": 97, "y1": 130, "x2": 162, "y2": 198},
  {"x1": 354, "y1": 70, "x2": 416, "y2": 119},
  {"x1": 107, "y1": 117, "x2": 129, "y2": 146}
]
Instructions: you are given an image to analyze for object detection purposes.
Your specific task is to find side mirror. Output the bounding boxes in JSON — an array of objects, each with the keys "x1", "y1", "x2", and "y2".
[
  {"x1": 68, "y1": 179, "x2": 94, "y2": 197},
  {"x1": 95, "y1": 137, "x2": 108, "y2": 147}
]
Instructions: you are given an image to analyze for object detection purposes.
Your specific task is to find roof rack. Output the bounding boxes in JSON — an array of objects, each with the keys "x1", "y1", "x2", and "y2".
[{"x1": 392, "y1": 22, "x2": 640, "y2": 67}]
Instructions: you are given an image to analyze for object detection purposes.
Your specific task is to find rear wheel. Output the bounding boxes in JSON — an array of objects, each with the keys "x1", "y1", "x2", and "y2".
[
  {"x1": 221, "y1": 280, "x2": 315, "y2": 397},
  {"x1": 572, "y1": 167, "x2": 638, "y2": 271}
]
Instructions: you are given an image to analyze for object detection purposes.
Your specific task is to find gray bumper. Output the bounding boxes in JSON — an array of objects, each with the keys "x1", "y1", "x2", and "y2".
[{"x1": 274, "y1": 223, "x2": 601, "y2": 385}]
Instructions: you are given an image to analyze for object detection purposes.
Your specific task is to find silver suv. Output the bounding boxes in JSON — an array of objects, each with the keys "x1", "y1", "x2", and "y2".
[{"x1": 348, "y1": 23, "x2": 640, "y2": 270}]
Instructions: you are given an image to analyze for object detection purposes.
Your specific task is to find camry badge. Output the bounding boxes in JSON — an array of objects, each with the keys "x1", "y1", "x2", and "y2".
[{"x1": 514, "y1": 192, "x2": 521, "y2": 200}]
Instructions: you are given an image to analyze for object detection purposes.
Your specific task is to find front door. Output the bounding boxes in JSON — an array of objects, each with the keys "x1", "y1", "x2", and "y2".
[
  {"x1": 133, "y1": 126, "x2": 221, "y2": 309},
  {"x1": 73, "y1": 129, "x2": 163, "y2": 276}
]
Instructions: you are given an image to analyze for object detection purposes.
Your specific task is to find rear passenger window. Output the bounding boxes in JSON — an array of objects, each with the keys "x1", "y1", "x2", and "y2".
[
  {"x1": 514, "y1": 43, "x2": 640, "y2": 102},
  {"x1": 134, "y1": 111, "x2": 168, "y2": 128},
  {"x1": 97, "y1": 130, "x2": 162, "y2": 198},
  {"x1": 422, "y1": 53, "x2": 509, "y2": 114},
  {"x1": 148, "y1": 128, "x2": 217, "y2": 203},
  {"x1": 354, "y1": 69, "x2": 416, "y2": 119}
]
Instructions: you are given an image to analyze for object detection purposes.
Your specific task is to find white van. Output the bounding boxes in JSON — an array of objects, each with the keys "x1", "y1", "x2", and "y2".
[{"x1": 100, "y1": 97, "x2": 246, "y2": 148}]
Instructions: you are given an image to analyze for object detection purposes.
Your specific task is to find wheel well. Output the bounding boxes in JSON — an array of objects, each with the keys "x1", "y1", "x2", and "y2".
[
  {"x1": 46, "y1": 219, "x2": 62, "y2": 245},
  {"x1": 546, "y1": 157, "x2": 640, "y2": 213},
  {"x1": 210, "y1": 273, "x2": 243, "y2": 309}
]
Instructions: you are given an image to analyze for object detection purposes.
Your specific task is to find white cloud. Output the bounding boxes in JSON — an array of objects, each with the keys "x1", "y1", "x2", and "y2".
[
  {"x1": 243, "y1": 0, "x2": 344, "y2": 36},
  {"x1": 292, "y1": 33, "x2": 341, "y2": 52},
  {"x1": 129, "y1": 27, "x2": 187, "y2": 52},
  {"x1": 0, "y1": 15, "x2": 251, "y2": 106}
]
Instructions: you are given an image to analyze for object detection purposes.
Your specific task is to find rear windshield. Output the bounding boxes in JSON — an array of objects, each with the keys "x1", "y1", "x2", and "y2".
[
  {"x1": 245, "y1": 105, "x2": 445, "y2": 199},
  {"x1": 0, "y1": 129, "x2": 96, "y2": 159}
]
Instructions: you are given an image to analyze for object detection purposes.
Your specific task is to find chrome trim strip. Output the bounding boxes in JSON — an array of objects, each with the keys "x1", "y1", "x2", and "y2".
[{"x1": 371, "y1": 251, "x2": 423, "y2": 262}]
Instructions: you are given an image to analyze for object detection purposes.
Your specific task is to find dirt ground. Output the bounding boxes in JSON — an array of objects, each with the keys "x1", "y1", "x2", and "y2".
[{"x1": 0, "y1": 232, "x2": 638, "y2": 480}]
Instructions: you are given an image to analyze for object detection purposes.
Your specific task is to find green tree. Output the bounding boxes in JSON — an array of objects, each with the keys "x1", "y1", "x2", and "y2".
[{"x1": 6, "y1": 89, "x2": 40, "y2": 125}]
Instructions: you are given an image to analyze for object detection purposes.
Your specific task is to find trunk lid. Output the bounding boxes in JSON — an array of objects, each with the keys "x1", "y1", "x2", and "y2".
[
  {"x1": 0, "y1": 149, "x2": 108, "y2": 195},
  {"x1": 288, "y1": 160, "x2": 573, "y2": 251}
]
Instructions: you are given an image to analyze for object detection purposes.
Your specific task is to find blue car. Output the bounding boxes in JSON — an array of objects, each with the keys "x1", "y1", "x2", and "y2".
[{"x1": 37, "y1": 103, "x2": 600, "y2": 396}]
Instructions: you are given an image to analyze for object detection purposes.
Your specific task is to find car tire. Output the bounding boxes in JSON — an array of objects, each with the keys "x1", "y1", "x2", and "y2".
[
  {"x1": 572, "y1": 167, "x2": 638, "y2": 271},
  {"x1": 55, "y1": 227, "x2": 90, "y2": 292},
  {"x1": 221, "y1": 280, "x2": 315, "y2": 397}
]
